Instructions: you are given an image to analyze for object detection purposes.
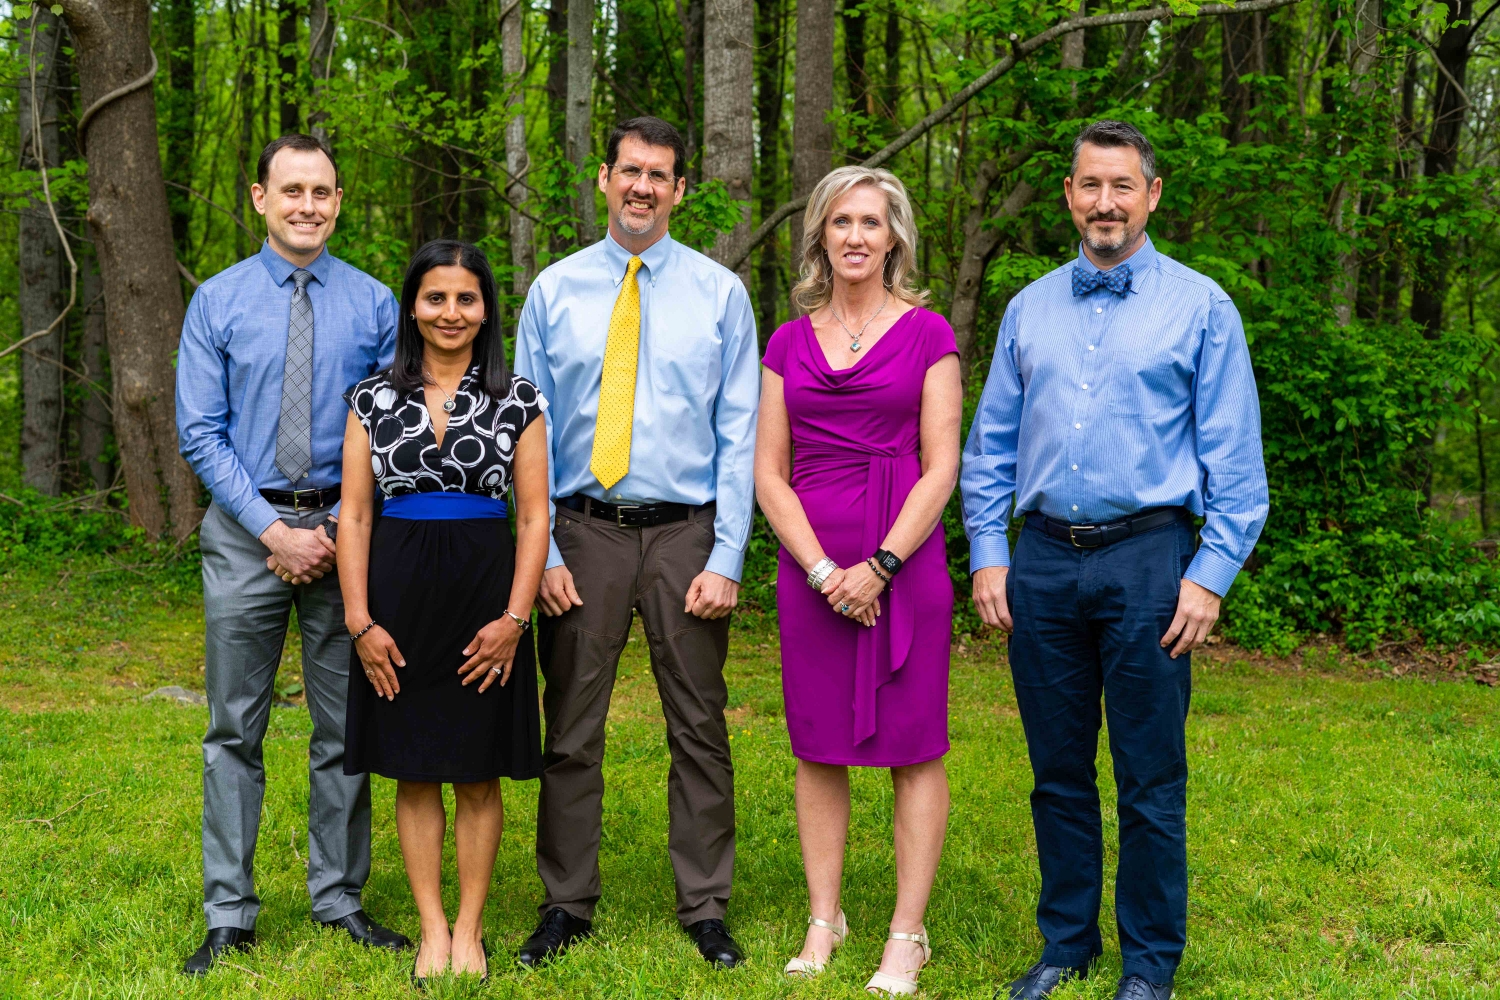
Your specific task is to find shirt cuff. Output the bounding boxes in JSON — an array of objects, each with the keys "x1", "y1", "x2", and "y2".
[
  {"x1": 705, "y1": 543, "x2": 745, "y2": 583},
  {"x1": 238, "y1": 497, "x2": 282, "y2": 542},
  {"x1": 968, "y1": 533, "x2": 1012, "y2": 574},
  {"x1": 546, "y1": 535, "x2": 565, "y2": 571},
  {"x1": 1184, "y1": 548, "x2": 1243, "y2": 598}
]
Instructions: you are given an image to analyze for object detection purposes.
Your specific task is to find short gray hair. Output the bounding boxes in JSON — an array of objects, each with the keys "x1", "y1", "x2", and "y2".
[{"x1": 1070, "y1": 120, "x2": 1157, "y2": 185}]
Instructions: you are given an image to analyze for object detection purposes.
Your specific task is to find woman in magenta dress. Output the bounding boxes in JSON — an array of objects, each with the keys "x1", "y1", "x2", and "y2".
[{"x1": 755, "y1": 165, "x2": 961, "y2": 996}]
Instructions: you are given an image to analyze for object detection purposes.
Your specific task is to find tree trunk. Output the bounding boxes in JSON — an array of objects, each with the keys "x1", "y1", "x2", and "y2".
[
  {"x1": 164, "y1": 0, "x2": 195, "y2": 254},
  {"x1": 404, "y1": 0, "x2": 458, "y2": 247},
  {"x1": 1332, "y1": 0, "x2": 1380, "y2": 326},
  {"x1": 676, "y1": 0, "x2": 705, "y2": 183},
  {"x1": 462, "y1": 28, "x2": 492, "y2": 244},
  {"x1": 79, "y1": 249, "x2": 114, "y2": 494},
  {"x1": 1409, "y1": 0, "x2": 1473, "y2": 337},
  {"x1": 790, "y1": 0, "x2": 835, "y2": 288},
  {"x1": 950, "y1": 162, "x2": 1035, "y2": 376},
  {"x1": 57, "y1": 0, "x2": 202, "y2": 539},
  {"x1": 1061, "y1": 0, "x2": 1084, "y2": 98},
  {"x1": 502, "y1": 0, "x2": 536, "y2": 295},
  {"x1": 703, "y1": 0, "x2": 754, "y2": 273},
  {"x1": 567, "y1": 0, "x2": 597, "y2": 243},
  {"x1": 881, "y1": 4, "x2": 901, "y2": 122},
  {"x1": 18, "y1": 9, "x2": 67, "y2": 496},
  {"x1": 755, "y1": 0, "x2": 787, "y2": 339},
  {"x1": 1220, "y1": 11, "x2": 1265, "y2": 143},
  {"x1": 842, "y1": 0, "x2": 867, "y2": 159},
  {"x1": 277, "y1": 0, "x2": 300, "y2": 133},
  {"x1": 307, "y1": 0, "x2": 332, "y2": 141},
  {"x1": 1165, "y1": 21, "x2": 1209, "y2": 122}
]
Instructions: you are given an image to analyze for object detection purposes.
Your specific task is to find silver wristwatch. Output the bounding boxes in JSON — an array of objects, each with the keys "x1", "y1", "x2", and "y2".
[{"x1": 806, "y1": 557, "x2": 839, "y2": 591}]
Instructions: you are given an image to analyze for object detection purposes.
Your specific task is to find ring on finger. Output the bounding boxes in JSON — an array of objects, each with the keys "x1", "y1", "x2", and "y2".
[
  {"x1": 839, "y1": 603, "x2": 851, "y2": 614},
  {"x1": 488, "y1": 666, "x2": 501, "y2": 675}
]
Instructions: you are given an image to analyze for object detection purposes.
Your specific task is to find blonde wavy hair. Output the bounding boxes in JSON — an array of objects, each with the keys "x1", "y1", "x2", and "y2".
[{"x1": 791, "y1": 165, "x2": 929, "y2": 314}]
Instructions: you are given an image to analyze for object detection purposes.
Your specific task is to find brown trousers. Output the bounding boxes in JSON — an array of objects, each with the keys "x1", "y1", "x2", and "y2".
[{"x1": 535, "y1": 501, "x2": 734, "y2": 925}]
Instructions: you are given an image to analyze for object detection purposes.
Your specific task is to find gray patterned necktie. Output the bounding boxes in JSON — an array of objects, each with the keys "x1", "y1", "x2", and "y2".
[{"x1": 275, "y1": 268, "x2": 315, "y2": 484}]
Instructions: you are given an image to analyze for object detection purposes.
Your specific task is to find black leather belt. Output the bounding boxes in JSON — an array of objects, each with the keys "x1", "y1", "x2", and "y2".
[
  {"x1": 260, "y1": 484, "x2": 341, "y2": 511},
  {"x1": 1032, "y1": 506, "x2": 1187, "y2": 549},
  {"x1": 559, "y1": 493, "x2": 713, "y2": 528}
]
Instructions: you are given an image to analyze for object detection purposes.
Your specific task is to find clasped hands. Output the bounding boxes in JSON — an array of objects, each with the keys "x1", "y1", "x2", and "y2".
[
  {"x1": 534, "y1": 564, "x2": 740, "y2": 619},
  {"x1": 819, "y1": 560, "x2": 884, "y2": 628},
  {"x1": 261, "y1": 518, "x2": 336, "y2": 585},
  {"x1": 353, "y1": 615, "x2": 527, "y2": 700}
]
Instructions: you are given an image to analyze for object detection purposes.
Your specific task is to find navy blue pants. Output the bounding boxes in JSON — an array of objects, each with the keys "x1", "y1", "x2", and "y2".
[{"x1": 1006, "y1": 517, "x2": 1194, "y2": 984}]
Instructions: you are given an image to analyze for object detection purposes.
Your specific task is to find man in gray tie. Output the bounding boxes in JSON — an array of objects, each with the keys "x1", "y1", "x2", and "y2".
[{"x1": 175, "y1": 134, "x2": 405, "y2": 974}]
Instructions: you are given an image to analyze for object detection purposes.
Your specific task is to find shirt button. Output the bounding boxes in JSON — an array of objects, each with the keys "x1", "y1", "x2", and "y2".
[
  {"x1": 1081, "y1": 383, "x2": 1089, "y2": 389},
  {"x1": 1088, "y1": 345, "x2": 1095, "y2": 351},
  {"x1": 1074, "y1": 423, "x2": 1082, "y2": 429},
  {"x1": 1072, "y1": 464, "x2": 1078, "y2": 471},
  {"x1": 1095, "y1": 307, "x2": 1103, "y2": 314},
  {"x1": 1072, "y1": 504, "x2": 1079, "y2": 511}
]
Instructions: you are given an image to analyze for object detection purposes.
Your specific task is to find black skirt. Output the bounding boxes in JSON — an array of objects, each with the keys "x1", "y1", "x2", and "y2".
[{"x1": 344, "y1": 514, "x2": 542, "y2": 783}]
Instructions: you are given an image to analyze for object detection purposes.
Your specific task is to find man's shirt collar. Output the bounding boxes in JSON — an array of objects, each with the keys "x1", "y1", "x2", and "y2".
[
  {"x1": 1073, "y1": 233, "x2": 1156, "y2": 294},
  {"x1": 258, "y1": 239, "x2": 331, "y2": 286},
  {"x1": 603, "y1": 229, "x2": 674, "y2": 285}
]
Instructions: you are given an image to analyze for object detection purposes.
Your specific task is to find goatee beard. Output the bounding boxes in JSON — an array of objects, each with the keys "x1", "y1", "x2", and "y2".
[
  {"x1": 1083, "y1": 220, "x2": 1137, "y2": 258},
  {"x1": 616, "y1": 209, "x2": 656, "y2": 236}
]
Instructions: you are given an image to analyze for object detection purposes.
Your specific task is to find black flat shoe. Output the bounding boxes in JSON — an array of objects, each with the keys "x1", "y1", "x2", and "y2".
[
  {"x1": 517, "y1": 907, "x2": 593, "y2": 967},
  {"x1": 684, "y1": 918, "x2": 743, "y2": 969},
  {"x1": 182, "y1": 926, "x2": 256, "y2": 976},
  {"x1": 1115, "y1": 974, "x2": 1174, "y2": 999},
  {"x1": 1000, "y1": 960, "x2": 1091, "y2": 999},
  {"x1": 317, "y1": 908, "x2": 412, "y2": 951}
]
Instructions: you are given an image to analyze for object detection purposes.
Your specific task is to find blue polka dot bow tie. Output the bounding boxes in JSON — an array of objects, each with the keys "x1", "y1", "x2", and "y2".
[{"x1": 1072, "y1": 261, "x2": 1133, "y2": 297}]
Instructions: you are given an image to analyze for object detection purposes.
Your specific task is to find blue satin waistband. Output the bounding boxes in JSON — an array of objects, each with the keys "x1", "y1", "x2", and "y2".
[{"x1": 381, "y1": 492, "x2": 508, "y2": 520}]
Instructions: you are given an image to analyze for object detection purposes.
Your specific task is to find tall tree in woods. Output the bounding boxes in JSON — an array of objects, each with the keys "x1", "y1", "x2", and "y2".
[
  {"x1": 881, "y1": 3, "x2": 901, "y2": 126},
  {"x1": 277, "y1": 0, "x2": 300, "y2": 133},
  {"x1": 307, "y1": 0, "x2": 333, "y2": 140},
  {"x1": 1334, "y1": 0, "x2": 1381, "y2": 326},
  {"x1": 1410, "y1": 0, "x2": 1476, "y2": 336},
  {"x1": 502, "y1": 0, "x2": 535, "y2": 293},
  {"x1": 78, "y1": 251, "x2": 113, "y2": 493},
  {"x1": 677, "y1": 0, "x2": 705, "y2": 179},
  {"x1": 567, "y1": 0, "x2": 598, "y2": 242},
  {"x1": 164, "y1": 0, "x2": 196, "y2": 255},
  {"x1": 18, "y1": 10, "x2": 67, "y2": 495},
  {"x1": 55, "y1": 0, "x2": 201, "y2": 539},
  {"x1": 703, "y1": 0, "x2": 755, "y2": 271},
  {"x1": 403, "y1": 0, "x2": 459, "y2": 246},
  {"x1": 842, "y1": 0, "x2": 868, "y2": 159},
  {"x1": 1221, "y1": 10, "x2": 1266, "y2": 143},
  {"x1": 791, "y1": 0, "x2": 835, "y2": 289},
  {"x1": 755, "y1": 0, "x2": 787, "y2": 335},
  {"x1": 462, "y1": 29, "x2": 491, "y2": 244}
]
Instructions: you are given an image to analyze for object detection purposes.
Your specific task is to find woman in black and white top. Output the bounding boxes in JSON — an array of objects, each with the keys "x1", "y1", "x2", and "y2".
[{"x1": 337, "y1": 239, "x2": 548, "y2": 984}]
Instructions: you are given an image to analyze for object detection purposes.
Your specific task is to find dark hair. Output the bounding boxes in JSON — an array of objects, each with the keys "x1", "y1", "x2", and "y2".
[
  {"x1": 389, "y1": 240, "x2": 510, "y2": 399},
  {"x1": 606, "y1": 116, "x2": 687, "y2": 182},
  {"x1": 1070, "y1": 120, "x2": 1157, "y2": 185},
  {"x1": 257, "y1": 133, "x2": 340, "y2": 188}
]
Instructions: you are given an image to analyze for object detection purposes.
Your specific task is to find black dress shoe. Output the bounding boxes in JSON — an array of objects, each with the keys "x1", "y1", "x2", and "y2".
[
  {"x1": 684, "y1": 918, "x2": 743, "y2": 969},
  {"x1": 182, "y1": 926, "x2": 256, "y2": 976},
  {"x1": 999, "y1": 960, "x2": 1091, "y2": 999},
  {"x1": 1115, "y1": 974, "x2": 1173, "y2": 999},
  {"x1": 316, "y1": 909, "x2": 412, "y2": 951},
  {"x1": 517, "y1": 907, "x2": 593, "y2": 967}
]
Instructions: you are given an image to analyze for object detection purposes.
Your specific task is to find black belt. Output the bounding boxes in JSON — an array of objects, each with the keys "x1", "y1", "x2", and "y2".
[
  {"x1": 260, "y1": 484, "x2": 341, "y2": 511},
  {"x1": 1031, "y1": 506, "x2": 1187, "y2": 549},
  {"x1": 559, "y1": 493, "x2": 712, "y2": 528}
]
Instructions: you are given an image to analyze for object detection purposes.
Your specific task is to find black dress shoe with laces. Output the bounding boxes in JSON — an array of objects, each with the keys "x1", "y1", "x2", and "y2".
[
  {"x1": 316, "y1": 909, "x2": 411, "y2": 951},
  {"x1": 685, "y1": 918, "x2": 743, "y2": 969},
  {"x1": 183, "y1": 926, "x2": 257, "y2": 976},
  {"x1": 517, "y1": 907, "x2": 593, "y2": 967},
  {"x1": 1115, "y1": 974, "x2": 1173, "y2": 999},
  {"x1": 999, "y1": 960, "x2": 1091, "y2": 999}
]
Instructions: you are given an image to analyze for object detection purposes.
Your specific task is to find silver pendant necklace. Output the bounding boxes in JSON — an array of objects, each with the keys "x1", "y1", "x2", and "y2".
[
  {"x1": 829, "y1": 292, "x2": 888, "y2": 352},
  {"x1": 424, "y1": 371, "x2": 458, "y2": 412}
]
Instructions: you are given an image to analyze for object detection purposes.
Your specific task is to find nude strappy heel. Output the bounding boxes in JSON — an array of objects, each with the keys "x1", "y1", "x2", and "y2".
[
  {"x1": 864, "y1": 927, "x2": 931, "y2": 996},
  {"x1": 783, "y1": 910, "x2": 848, "y2": 977}
]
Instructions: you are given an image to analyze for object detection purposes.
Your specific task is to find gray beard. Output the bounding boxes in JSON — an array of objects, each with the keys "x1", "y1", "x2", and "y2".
[
  {"x1": 1083, "y1": 220, "x2": 1141, "y2": 259},
  {"x1": 615, "y1": 208, "x2": 657, "y2": 236}
]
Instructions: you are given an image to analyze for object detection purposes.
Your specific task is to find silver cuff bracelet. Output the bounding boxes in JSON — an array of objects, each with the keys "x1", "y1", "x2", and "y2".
[{"x1": 806, "y1": 557, "x2": 839, "y2": 591}]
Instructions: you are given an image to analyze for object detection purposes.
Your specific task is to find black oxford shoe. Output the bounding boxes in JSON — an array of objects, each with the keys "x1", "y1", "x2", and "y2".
[
  {"x1": 1115, "y1": 974, "x2": 1173, "y2": 999},
  {"x1": 685, "y1": 918, "x2": 743, "y2": 969},
  {"x1": 316, "y1": 909, "x2": 411, "y2": 951},
  {"x1": 1000, "y1": 960, "x2": 1091, "y2": 999},
  {"x1": 517, "y1": 907, "x2": 593, "y2": 967},
  {"x1": 183, "y1": 926, "x2": 256, "y2": 976}
]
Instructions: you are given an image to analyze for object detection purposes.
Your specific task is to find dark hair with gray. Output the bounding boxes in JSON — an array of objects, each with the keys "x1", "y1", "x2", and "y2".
[
  {"x1": 606, "y1": 116, "x2": 687, "y2": 182},
  {"x1": 257, "y1": 133, "x2": 339, "y2": 188},
  {"x1": 1070, "y1": 120, "x2": 1157, "y2": 185}
]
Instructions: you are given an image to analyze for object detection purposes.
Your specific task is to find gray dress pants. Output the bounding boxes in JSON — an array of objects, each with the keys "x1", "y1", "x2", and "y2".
[{"x1": 198, "y1": 502, "x2": 370, "y2": 930}]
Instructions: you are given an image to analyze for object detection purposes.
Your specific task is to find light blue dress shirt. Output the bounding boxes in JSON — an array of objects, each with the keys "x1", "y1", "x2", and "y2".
[
  {"x1": 514, "y1": 231, "x2": 761, "y2": 581},
  {"x1": 176, "y1": 241, "x2": 398, "y2": 539},
  {"x1": 961, "y1": 236, "x2": 1269, "y2": 597}
]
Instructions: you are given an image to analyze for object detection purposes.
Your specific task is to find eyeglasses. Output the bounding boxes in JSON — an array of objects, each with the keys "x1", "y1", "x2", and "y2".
[{"x1": 611, "y1": 164, "x2": 676, "y2": 187}]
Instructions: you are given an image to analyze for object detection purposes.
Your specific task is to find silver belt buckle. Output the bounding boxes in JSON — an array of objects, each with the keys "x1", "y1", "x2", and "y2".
[
  {"x1": 1068, "y1": 524, "x2": 1096, "y2": 548},
  {"x1": 614, "y1": 504, "x2": 641, "y2": 527},
  {"x1": 292, "y1": 488, "x2": 320, "y2": 512}
]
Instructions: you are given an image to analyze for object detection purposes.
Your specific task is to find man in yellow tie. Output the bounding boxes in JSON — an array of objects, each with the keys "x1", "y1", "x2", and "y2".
[{"x1": 512, "y1": 117, "x2": 761, "y2": 970}]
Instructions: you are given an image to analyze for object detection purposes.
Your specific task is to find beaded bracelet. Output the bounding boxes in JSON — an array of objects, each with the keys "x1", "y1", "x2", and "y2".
[{"x1": 349, "y1": 620, "x2": 379, "y2": 642}]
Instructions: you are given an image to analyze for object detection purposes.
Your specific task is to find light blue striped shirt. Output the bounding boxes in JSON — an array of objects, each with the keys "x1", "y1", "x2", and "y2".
[
  {"x1": 513, "y1": 231, "x2": 761, "y2": 581},
  {"x1": 961, "y1": 236, "x2": 1268, "y2": 597}
]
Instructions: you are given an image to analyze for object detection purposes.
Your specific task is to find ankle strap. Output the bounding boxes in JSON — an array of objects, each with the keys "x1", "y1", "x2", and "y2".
[
  {"x1": 888, "y1": 928, "x2": 928, "y2": 946},
  {"x1": 808, "y1": 911, "x2": 845, "y2": 936}
]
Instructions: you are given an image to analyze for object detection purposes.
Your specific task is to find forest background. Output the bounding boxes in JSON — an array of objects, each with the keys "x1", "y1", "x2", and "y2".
[{"x1": 0, "y1": 0, "x2": 1497, "y2": 658}]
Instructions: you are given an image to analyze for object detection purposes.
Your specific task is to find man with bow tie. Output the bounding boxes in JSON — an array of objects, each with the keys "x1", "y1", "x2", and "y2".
[{"x1": 960, "y1": 120, "x2": 1268, "y2": 1000}]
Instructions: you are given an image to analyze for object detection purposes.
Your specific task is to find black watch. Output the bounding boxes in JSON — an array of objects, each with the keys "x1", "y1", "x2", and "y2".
[{"x1": 873, "y1": 548, "x2": 903, "y2": 576}]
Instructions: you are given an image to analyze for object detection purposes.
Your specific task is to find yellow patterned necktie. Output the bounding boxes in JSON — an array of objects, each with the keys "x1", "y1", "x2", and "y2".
[{"x1": 590, "y1": 255, "x2": 643, "y2": 490}]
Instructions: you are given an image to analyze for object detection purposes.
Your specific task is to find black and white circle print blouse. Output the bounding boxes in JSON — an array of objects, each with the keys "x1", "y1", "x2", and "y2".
[{"x1": 344, "y1": 366, "x2": 545, "y2": 498}]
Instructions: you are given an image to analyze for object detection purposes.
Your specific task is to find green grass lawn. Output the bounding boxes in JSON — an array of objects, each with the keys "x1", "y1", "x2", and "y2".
[{"x1": 4, "y1": 559, "x2": 1500, "y2": 998}]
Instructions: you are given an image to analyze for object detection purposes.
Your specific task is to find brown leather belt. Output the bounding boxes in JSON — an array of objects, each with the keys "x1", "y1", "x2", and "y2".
[
  {"x1": 558, "y1": 493, "x2": 713, "y2": 528},
  {"x1": 260, "y1": 484, "x2": 341, "y2": 511},
  {"x1": 1030, "y1": 506, "x2": 1187, "y2": 549}
]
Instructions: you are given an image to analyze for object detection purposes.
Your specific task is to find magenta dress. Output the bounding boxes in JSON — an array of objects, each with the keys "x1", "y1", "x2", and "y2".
[{"x1": 764, "y1": 307, "x2": 957, "y2": 767}]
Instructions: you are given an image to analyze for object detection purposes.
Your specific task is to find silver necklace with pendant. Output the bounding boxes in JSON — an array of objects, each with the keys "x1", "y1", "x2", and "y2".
[
  {"x1": 424, "y1": 371, "x2": 458, "y2": 412},
  {"x1": 829, "y1": 292, "x2": 888, "y2": 353}
]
